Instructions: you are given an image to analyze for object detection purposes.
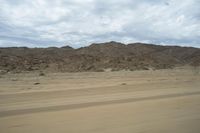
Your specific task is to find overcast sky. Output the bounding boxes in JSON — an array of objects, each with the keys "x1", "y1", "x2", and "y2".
[{"x1": 0, "y1": 0, "x2": 199, "y2": 48}]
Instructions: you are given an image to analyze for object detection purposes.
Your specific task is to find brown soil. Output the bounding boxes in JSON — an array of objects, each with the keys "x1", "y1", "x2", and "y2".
[{"x1": 0, "y1": 41, "x2": 199, "y2": 73}]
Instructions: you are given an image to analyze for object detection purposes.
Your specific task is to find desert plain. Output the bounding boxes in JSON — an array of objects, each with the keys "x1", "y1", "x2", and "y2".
[{"x1": 0, "y1": 66, "x2": 200, "y2": 133}]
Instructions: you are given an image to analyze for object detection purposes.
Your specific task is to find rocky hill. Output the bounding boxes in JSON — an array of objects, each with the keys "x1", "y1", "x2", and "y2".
[{"x1": 0, "y1": 41, "x2": 199, "y2": 73}]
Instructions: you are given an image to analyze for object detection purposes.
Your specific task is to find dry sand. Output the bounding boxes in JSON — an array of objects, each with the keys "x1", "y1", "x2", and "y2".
[{"x1": 0, "y1": 67, "x2": 200, "y2": 133}]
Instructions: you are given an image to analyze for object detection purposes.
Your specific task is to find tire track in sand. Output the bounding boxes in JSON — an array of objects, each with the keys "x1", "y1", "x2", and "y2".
[{"x1": 0, "y1": 91, "x2": 200, "y2": 117}]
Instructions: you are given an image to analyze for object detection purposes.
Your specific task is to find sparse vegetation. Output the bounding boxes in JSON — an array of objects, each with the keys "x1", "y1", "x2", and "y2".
[
  {"x1": 121, "y1": 83, "x2": 127, "y2": 85},
  {"x1": 0, "y1": 42, "x2": 199, "y2": 73},
  {"x1": 34, "y1": 82, "x2": 40, "y2": 85},
  {"x1": 39, "y1": 71, "x2": 45, "y2": 76}
]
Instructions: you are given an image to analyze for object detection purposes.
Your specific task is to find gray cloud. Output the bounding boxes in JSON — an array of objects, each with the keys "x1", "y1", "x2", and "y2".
[{"x1": 0, "y1": 0, "x2": 199, "y2": 48}]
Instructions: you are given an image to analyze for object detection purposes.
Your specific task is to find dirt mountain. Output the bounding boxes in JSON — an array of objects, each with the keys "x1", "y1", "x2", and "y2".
[{"x1": 0, "y1": 41, "x2": 199, "y2": 73}]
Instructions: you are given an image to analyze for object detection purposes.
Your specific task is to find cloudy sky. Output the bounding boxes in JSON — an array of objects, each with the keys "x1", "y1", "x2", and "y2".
[{"x1": 0, "y1": 0, "x2": 199, "y2": 48}]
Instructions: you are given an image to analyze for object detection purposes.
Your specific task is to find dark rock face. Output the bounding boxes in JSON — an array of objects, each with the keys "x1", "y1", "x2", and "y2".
[{"x1": 0, "y1": 41, "x2": 199, "y2": 73}]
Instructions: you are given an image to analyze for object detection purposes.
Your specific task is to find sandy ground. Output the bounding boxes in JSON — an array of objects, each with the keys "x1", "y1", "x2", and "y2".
[{"x1": 0, "y1": 67, "x2": 200, "y2": 133}]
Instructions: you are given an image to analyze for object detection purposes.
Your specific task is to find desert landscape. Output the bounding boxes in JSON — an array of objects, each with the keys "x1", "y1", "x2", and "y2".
[
  {"x1": 0, "y1": 65, "x2": 200, "y2": 133},
  {"x1": 1, "y1": 0, "x2": 200, "y2": 132}
]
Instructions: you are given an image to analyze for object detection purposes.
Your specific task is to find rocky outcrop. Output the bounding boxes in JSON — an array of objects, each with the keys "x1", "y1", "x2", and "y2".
[{"x1": 0, "y1": 41, "x2": 199, "y2": 73}]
